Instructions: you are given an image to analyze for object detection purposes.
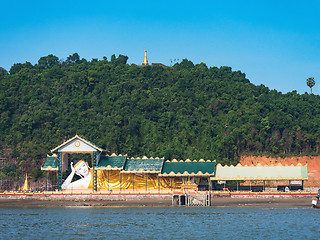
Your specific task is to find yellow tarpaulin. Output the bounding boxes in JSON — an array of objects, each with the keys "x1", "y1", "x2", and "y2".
[{"x1": 96, "y1": 170, "x2": 182, "y2": 190}]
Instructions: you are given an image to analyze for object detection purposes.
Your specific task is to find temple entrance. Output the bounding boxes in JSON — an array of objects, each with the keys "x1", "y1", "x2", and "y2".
[{"x1": 42, "y1": 135, "x2": 104, "y2": 191}]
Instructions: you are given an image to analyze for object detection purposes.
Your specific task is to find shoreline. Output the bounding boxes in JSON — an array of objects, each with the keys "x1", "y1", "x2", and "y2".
[
  {"x1": 0, "y1": 194, "x2": 315, "y2": 208},
  {"x1": 213, "y1": 196, "x2": 313, "y2": 207}
]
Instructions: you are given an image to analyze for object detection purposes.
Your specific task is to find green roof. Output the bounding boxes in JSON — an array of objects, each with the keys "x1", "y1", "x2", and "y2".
[
  {"x1": 123, "y1": 158, "x2": 164, "y2": 173},
  {"x1": 41, "y1": 156, "x2": 58, "y2": 171},
  {"x1": 160, "y1": 160, "x2": 216, "y2": 176},
  {"x1": 97, "y1": 155, "x2": 127, "y2": 170},
  {"x1": 211, "y1": 164, "x2": 308, "y2": 180}
]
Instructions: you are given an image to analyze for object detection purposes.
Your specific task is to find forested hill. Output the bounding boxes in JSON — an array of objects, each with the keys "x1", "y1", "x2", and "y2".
[{"x1": 0, "y1": 53, "x2": 320, "y2": 179}]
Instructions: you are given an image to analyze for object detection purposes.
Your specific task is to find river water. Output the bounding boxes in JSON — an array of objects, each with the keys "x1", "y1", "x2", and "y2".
[{"x1": 0, "y1": 207, "x2": 319, "y2": 239}]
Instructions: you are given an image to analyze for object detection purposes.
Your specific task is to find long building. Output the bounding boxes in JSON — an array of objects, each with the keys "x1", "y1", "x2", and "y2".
[{"x1": 41, "y1": 135, "x2": 308, "y2": 192}]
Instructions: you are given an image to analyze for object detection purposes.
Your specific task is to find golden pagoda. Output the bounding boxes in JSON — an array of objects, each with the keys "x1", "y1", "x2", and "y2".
[
  {"x1": 142, "y1": 49, "x2": 148, "y2": 65},
  {"x1": 21, "y1": 173, "x2": 30, "y2": 191}
]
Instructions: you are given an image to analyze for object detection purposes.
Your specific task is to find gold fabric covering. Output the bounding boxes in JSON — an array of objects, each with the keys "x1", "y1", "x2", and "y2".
[{"x1": 96, "y1": 170, "x2": 182, "y2": 190}]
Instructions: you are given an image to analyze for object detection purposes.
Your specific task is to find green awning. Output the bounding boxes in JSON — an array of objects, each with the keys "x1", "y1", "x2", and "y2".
[
  {"x1": 160, "y1": 160, "x2": 216, "y2": 177},
  {"x1": 96, "y1": 155, "x2": 127, "y2": 170},
  {"x1": 41, "y1": 156, "x2": 58, "y2": 171},
  {"x1": 122, "y1": 157, "x2": 164, "y2": 173}
]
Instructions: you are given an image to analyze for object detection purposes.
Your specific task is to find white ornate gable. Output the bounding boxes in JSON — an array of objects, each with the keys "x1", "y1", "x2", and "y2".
[
  {"x1": 51, "y1": 135, "x2": 103, "y2": 153},
  {"x1": 58, "y1": 138, "x2": 97, "y2": 152}
]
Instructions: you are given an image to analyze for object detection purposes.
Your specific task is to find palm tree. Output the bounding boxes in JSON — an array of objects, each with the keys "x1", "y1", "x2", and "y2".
[{"x1": 306, "y1": 77, "x2": 315, "y2": 94}]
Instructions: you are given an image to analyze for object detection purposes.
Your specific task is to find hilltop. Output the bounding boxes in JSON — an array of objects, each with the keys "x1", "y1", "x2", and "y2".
[{"x1": 0, "y1": 53, "x2": 320, "y2": 181}]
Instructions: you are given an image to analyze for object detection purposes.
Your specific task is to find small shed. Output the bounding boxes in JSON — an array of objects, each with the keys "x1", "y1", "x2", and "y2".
[{"x1": 210, "y1": 163, "x2": 308, "y2": 191}]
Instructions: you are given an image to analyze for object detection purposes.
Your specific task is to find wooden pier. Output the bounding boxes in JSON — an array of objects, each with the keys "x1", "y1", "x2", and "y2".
[{"x1": 172, "y1": 192, "x2": 212, "y2": 206}]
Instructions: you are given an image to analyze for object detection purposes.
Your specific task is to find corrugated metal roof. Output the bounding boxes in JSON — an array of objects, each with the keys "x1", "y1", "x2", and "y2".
[
  {"x1": 41, "y1": 156, "x2": 58, "y2": 171},
  {"x1": 96, "y1": 155, "x2": 127, "y2": 170},
  {"x1": 211, "y1": 164, "x2": 308, "y2": 180},
  {"x1": 160, "y1": 160, "x2": 216, "y2": 176},
  {"x1": 122, "y1": 157, "x2": 164, "y2": 173}
]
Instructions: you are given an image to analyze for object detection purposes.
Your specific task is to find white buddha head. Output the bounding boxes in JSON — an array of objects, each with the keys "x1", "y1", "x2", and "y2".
[{"x1": 74, "y1": 160, "x2": 90, "y2": 177}]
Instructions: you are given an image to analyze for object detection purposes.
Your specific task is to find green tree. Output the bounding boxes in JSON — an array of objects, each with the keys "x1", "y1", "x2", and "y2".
[
  {"x1": 116, "y1": 55, "x2": 129, "y2": 65},
  {"x1": 9, "y1": 62, "x2": 33, "y2": 74},
  {"x1": 38, "y1": 54, "x2": 59, "y2": 69},
  {"x1": 0, "y1": 162, "x2": 19, "y2": 180},
  {"x1": 306, "y1": 77, "x2": 315, "y2": 94},
  {"x1": 0, "y1": 67, "x2": 8, "y2": 77},
  {"x1": 173, "y1": 59, "x2": 194, "y2": 70},
  {"x1": 66, "y1": 53, "x2": 80, "y2": 64}
]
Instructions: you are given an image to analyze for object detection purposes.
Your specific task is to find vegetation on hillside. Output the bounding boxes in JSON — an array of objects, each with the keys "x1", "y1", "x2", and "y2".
[{"x1": 0, "y1": 53, "x2": 320, "y2": 180}]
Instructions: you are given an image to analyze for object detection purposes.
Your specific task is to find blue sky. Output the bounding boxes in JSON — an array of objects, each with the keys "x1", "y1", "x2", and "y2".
[{"x1": 1, "y1": 0, "x2": 319, "y2": 94}]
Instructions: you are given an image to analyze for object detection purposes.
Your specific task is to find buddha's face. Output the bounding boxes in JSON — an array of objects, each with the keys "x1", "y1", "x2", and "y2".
[{"x1": 75, "y1": 161, "x2": 89, "y2": 177}]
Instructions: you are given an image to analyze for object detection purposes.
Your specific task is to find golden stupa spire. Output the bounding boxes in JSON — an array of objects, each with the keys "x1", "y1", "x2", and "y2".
[
  {"x1": 142, "y1": 49, "x2": 148, "y2": 65},
  {"x1": 21, "y1": 173, "x2": 30, "y2": 191}
]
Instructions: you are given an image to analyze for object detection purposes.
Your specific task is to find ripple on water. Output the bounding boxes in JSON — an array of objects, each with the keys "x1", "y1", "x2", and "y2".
[{"x1": 0, "y1": 207, "x2": 320, "y2": 239}]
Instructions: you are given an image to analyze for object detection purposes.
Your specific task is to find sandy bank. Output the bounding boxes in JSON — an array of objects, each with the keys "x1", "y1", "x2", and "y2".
[
  {"x1": 0, "y1": 194, "x2": 172, "y2": 207},
  {"x1": 0, "y1": 194, "x2": 315, "y2": 208},
  {"x1": 212, "y1": 196, "x2": 314, "y2": 207}
]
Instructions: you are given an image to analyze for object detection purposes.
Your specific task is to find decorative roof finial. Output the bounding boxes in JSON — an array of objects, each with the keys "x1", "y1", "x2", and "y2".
[{"x1": 143, "y1": 49, "x2": 148, "y2": 65}]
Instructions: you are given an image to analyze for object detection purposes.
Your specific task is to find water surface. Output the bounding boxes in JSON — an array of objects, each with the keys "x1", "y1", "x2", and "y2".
[{"x1": 1, "y1": 207, "x2": 319, "y2": 239}]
